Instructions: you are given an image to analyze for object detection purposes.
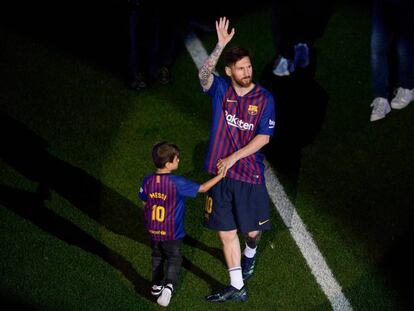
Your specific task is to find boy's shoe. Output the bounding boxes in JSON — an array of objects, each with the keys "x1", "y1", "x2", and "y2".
[
  {"x1": 157, "y1": 283, "x2": 173, "y2": 307},
  {"x1": 294, "y1": 43, "x2": 309, "y2": 68},
  {"x1": 206, "y1": 285, "x2": 248, "y2": 303},
  {"x1": 241, "y1": 255, "x2": 256, "y2": 281},
  {"x1": 150, "y1": 284, "x2": 164, "y2": 297},
  {"x1": 390, "y1": 87, "x2": 414, "y2": 110},
  {"x1": 370, "y1": 97, "x2": 391, "y2": 122}
]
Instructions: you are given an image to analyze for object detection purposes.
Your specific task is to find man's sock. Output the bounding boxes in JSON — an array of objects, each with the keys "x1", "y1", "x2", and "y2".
[
  {"x1": 243, "y1": 244, "x2": 257, "y2": 258},
  {"x1": 229, "y1": 267, "x2": 244, "y2": 290}
]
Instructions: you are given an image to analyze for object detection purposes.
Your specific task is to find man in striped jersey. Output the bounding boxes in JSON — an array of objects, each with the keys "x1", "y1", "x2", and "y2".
[
  {"x1": 199, "y1": 17, "x2": 275, "y2": 302},
  {"x1": 139, "y1": 142, "x2": 224, "y2": 307}
]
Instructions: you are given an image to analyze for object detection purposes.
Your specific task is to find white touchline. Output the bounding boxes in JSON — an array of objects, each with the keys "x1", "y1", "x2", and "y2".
[
  {"x1": 185, "y1": 31, "x2": 353, "y2": 311},
  {"x1": 265, "y1": 165, "x2": 352, "y2": 311}
]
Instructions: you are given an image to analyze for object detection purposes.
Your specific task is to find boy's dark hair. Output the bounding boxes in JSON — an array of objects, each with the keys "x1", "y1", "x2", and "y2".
[
  {"x1": 224, "y1": 46, "x2": 251, "y2": 67},
  {"x1": 152, "y1": 141, "x2": 180, "y2": 169}
]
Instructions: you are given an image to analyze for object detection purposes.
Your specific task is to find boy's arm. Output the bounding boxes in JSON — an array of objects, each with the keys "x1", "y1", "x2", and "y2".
[
  {"x1": 198, "y1": 171, "x2": 225, "y2": 193},
  {"x1": 198, "y1": 16, "x2": 235, "y2": 92}
]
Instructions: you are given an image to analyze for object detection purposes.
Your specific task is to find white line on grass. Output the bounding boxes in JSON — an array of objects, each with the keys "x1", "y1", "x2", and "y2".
[
  {"x1": 185, "y1": 31, "x2": 353, "y2": 311},
  {"x1": 265, "y1": 166, "x2": 352, "y2": 311}
]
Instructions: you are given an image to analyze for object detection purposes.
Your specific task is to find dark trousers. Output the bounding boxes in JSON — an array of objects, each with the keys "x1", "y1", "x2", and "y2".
[
  {"x1": 128, "y1": 1, "x2": 182, "y2": 80},
  {"x1": 371, "y1": 0, "x2": 414, "y2": 97},
  {"x1": 271, "y1": 0, "x2": 334, "y2": 58},
  {"x1": 151, "y1": 239, "x2": 182, "y2": 286}
]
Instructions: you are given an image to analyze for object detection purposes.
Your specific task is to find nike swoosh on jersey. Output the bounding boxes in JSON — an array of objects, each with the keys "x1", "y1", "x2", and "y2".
[{"x1": 258, "y1": 219, "x2": 270, "y2": 225}]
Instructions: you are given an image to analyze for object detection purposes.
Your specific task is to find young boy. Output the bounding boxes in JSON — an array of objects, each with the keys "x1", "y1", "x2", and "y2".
[{"x1": 138, "y1": 141, "x2": 224, "y2": 307}]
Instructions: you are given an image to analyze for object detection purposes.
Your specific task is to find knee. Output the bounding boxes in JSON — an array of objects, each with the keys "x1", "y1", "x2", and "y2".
[
  {"x1": 244, "y1": 231, "x2": 262, "y2": 249},
  {"x1": 218, "y1": 230, "x2": 238, "y2": 245}
]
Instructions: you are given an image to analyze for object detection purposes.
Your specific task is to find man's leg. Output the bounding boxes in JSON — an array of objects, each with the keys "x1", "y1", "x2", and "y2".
[
  {"x1": 219, "y1": 230, "x2": 243, "y2": 290},
  {"x1": 242, "y1": 231, "x2": 262, "y2": 281},
  {"x1": 206, "y1": 230, "x2": 248, "y2": 302}
]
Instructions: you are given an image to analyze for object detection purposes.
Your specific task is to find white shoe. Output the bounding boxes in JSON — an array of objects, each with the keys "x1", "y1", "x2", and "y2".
[
  {"x1": 370, "y1": 97, "x2": 391, "y2": 122},
  {"x1": 157, "y1": 283, "x2": 173, "y2": 307},
  {"x1": 390, "y1": 87, "x2": 414, "y2": 110},
  {"x1": 272, "y1": 57, "x2": 290, "y2": 76}
]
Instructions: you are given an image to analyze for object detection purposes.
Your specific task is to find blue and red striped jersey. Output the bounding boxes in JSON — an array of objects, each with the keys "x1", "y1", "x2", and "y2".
[
  {"x1": 139, "y1": 173, "x2": 200, "y2": 241},
  {"x1": 204, "y1": 75, "x2": 275, "y2": 184}
]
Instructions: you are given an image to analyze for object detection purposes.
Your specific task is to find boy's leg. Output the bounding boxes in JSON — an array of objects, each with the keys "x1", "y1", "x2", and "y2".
[
  {"x1": 151, "y1": 240, "x2": 165, "y2": 295},
  {"x1": 163, "y1": 240, "x2": 183, "y2": 286},
  {"x1": 157, "y1": 240, "x2": 182, "y2": 307}
]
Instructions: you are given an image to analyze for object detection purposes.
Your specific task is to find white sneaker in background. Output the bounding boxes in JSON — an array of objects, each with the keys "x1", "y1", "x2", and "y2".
[
  {"x1": 370, "y1": 97, "x2": 391, "y2": 122},
  {"x1": 157, "y1": 283, "x2": 173, "y2": 307},
  {"x1": 390, "y1": 87, "x2": 414, "y2": 110},
  {"x1": 272, "y1": 56, "x2": 290, "y2": 76}
]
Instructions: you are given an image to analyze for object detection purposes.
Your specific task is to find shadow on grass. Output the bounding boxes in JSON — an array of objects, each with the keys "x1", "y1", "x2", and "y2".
[
  {"x1": 260, "y1": 49, "x2": 328, "y2": 201},
  {"x1": 379, "y1": 226, "x2": 414, "y2": 311},
  {"x1": 0, "y1": 112, "x2": 224, "y2": 293},
  {"x1": 0, "y1": 112, "x2": 147, "y2": 245},
  {"x1": 0, "y1": 292, "x2": 38, "y2": 311},
  {"x1": 0, "y1": 184, "x2": 153, "y2": 302}
]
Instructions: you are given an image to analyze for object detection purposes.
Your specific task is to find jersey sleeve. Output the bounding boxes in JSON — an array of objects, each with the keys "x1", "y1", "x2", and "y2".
[
  {"x1": 138, "y1": 178, "x2": 148, "y2": 202},
  {"x1": 205, "y1": 75, "x2": 228, "y2": 98},
  {"x1": 256, "y1": 94, "x2": 276, "y2": 136},
  {"x1": 173, "y1": 176, "x2": 200, "y2": 198}
]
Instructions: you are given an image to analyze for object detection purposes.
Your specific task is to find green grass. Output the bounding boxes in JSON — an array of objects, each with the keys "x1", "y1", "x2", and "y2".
[{"x1": 1, "y1": 2, "x2": 413, "y2": 310}]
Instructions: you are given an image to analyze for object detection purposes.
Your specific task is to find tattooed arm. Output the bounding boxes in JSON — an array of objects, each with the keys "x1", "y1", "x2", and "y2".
[{"x1": 198, "y1": 17, "x2": 235, "y2": 92}]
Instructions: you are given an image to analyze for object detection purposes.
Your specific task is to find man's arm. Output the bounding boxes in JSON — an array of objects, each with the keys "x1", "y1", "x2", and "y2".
[
  {"x1": 216, "y1": 134, "x2": 270, "y2": 175},
  {"x1": 198, "y1": 17, "x2": 235, "y2": 92}
]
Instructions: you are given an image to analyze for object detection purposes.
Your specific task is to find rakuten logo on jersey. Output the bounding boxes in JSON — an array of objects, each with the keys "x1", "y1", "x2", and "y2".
[{"x1": 225, "y1": 110, "x2": 254, "y2": 131}]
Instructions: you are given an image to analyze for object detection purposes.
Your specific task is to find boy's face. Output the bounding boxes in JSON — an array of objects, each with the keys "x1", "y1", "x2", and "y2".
[{"x1": 166, "y1": 155, "x2": 179, "y2": 171}]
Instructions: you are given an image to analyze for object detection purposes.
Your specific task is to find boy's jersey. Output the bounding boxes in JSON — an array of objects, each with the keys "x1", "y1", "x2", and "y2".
[
  {"x1": 204, "y1": 75, "x2": 275, "y2": 184},
  {"x1": 139, "y1": 173, "x2": 200, "y2": 241}
]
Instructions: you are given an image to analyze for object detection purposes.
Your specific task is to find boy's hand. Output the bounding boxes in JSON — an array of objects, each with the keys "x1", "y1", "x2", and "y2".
[
  {"x1": 217, "y1": 165, "x2": 226, "y2": 178},
  {"x1": 216, "y1": 154, "x2": 237, "y2": 176}
]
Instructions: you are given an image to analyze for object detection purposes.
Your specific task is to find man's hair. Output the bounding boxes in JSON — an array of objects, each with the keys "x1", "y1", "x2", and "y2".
[
  {"x1": 224, "y1": 46, "x2": 251, "y2": 67},
  {"x1": 152, "y1": 141, "x2": 180, "y2": 169}
]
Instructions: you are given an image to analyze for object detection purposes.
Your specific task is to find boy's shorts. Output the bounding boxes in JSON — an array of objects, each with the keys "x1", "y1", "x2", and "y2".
[{"x1": 204, "y1": 178, "x2": 271, "y2": 233}]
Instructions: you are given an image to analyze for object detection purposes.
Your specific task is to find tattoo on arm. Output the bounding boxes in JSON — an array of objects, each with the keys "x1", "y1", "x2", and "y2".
[{"x1": 199, "y1": 44, "x2": 224, "y2": 89}]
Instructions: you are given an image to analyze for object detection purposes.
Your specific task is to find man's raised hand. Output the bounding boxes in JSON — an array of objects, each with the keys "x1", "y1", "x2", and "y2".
[{"x1": 216, "y1": 17, "x2": 235, "y2": 48}]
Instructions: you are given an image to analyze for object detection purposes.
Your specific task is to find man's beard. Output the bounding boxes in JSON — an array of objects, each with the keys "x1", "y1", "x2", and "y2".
[{"x1": 234, "y1": 76, "x2": 252, "y2": 88}]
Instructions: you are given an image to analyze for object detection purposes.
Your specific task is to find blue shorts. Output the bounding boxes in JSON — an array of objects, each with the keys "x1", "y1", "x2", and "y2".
[{"x1": 204, "y1": 178, "x2": 271, "y2": 233}]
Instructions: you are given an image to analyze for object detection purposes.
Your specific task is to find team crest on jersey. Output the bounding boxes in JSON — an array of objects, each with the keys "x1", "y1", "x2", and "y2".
[{"x1": 248, "y1": 105, "x2": 258, "y2": 115}]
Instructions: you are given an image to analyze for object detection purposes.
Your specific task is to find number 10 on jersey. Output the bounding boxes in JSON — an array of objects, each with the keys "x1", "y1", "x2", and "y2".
[{"x1": 151, "y1": 205, "x2": 165, "y2": 222}]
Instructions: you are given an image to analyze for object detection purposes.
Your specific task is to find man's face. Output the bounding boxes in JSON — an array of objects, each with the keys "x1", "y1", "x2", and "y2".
[{"x1": 226, "y1": 56, "x2": 253, "y2": 88}]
